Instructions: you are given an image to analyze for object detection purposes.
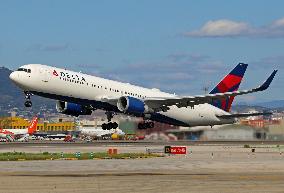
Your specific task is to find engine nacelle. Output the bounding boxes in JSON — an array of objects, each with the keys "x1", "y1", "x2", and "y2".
[
  {"x1": 117, "y1": 96, "x2": 151, "y2": 114},
  {"x1": 56, "y1": 101, "x2": 92, "y2": 117}
]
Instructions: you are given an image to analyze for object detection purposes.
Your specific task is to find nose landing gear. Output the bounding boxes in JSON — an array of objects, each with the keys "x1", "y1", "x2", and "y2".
[
  {"x1": 24, "y1": 101, "x2": 32, "y2": 108},
  {"x1": 24, "y1": 91, "x2": 32, "y2": 108}
]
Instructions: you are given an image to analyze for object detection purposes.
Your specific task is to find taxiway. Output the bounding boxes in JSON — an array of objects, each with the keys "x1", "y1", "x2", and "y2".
[{"x1": 0, "y1": 141, "x2": 283, "y2": 193}]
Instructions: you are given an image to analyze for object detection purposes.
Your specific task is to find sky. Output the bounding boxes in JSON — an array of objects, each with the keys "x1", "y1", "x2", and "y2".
[{"x1": 0, "y1": 0, "x2": 283, "y2": 103}]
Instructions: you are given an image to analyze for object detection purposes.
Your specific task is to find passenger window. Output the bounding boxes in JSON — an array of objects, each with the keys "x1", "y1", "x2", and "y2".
[{"x1": 27, "y1": 69, "x2": 31, "y2": 73}]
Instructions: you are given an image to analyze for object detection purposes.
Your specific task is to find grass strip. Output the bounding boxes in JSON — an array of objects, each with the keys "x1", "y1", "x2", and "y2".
[{"x1": 0, "y1": 152, "x2": 162, "y2": 161}]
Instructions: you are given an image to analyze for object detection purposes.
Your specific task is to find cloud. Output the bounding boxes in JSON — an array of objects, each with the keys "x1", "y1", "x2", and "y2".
[
  {"x1": 271, "y1": 18, "x2": 284, "y2": 28},
  {"x1": 185, "y1": 19, "x2": 250, "y2": 37},
  {"x1": 26, "y1": 43, "x2": 71, "y2": 52},
  {"x1": 183, "y1": 17, "x2": 284, "y2": 38}
]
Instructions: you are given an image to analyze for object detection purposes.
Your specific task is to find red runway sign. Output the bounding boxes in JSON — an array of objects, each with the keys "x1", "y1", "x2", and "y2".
[{"x1": 165, "y1": 146, "x2": 187, "y2": 154}]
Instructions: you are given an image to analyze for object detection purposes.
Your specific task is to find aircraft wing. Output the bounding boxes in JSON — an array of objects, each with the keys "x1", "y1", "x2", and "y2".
[{"x1": 144, "y1": 70, "x2": 277, "y2": 111}]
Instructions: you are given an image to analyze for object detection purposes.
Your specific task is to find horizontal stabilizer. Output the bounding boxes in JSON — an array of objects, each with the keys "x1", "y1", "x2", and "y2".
[{"x1": 217, "y1": 112, "x2": 272, "y2": 119}]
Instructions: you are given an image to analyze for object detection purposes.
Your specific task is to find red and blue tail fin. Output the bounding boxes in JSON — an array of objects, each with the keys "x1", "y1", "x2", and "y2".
[{"x1": 209, "y1": 63, "x2": 248, "y2": 112}]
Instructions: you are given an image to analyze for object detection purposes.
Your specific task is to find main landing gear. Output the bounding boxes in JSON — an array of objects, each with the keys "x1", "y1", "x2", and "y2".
[
  {"x1": 102, "y1": 112, "x2": 118, "y2": 130},
  {"x1": 24, "y1": 91, "x2": 32, "y2": 108},
  {"x1": 138, "y1": 121, "x2": 154, "y2": 130}
]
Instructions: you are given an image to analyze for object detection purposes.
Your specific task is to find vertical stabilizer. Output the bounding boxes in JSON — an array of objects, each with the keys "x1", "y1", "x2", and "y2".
[
  {"x1": 210, "y1": 63, "x2": 248, "y2": 112},
  {"x1": 28, "y1": 117, "x2": 38, "y2": 135}
]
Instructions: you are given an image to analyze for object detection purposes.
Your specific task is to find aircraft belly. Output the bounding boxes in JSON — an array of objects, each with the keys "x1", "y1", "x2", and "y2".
[{"x1": 160, "y1": 104, "x2": 224, "y2": 126}]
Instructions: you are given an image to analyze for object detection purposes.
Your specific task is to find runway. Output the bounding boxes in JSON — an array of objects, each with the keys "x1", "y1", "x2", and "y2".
[
  {"x1": 1, "y1": 139, "x2": 284, "y2": 147},
  {"x1": 0, "y1": 141, "x2": 284, "y2": 193}
]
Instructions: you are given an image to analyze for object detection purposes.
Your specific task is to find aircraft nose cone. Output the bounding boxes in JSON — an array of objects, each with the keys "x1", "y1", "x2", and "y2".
[{"x1": 9, "y1": 71, "x2": 18, "y2": 82}]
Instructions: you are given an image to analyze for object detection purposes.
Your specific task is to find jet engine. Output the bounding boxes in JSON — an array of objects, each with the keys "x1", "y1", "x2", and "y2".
[
  {"x1": 56, "y1": 101, "x2": 92, "y2": 117},
  {"x1": 117, "y1": 96, "x2": 151, "y2": 114}
]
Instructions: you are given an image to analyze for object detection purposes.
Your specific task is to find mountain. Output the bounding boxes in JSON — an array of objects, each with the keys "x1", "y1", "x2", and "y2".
[
  {"x1": 254, "y1": 100, "x2": 284, "y2": 108},
  {"x1": 231, "y1": 105, "x2": 270, "y2": 113},
  {"x1": 233, "y1": 100, "x2": 284, "y2": 112}
]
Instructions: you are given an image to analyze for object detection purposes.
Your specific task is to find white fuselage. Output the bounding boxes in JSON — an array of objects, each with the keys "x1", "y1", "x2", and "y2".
[
  {"x1": 79, "y1": 127, "x2": 124, "y2": 137},
  {"x1": 9, "y1": 64, "x2": 235, "y2": 127},
  {"x1": 0, "y1": 129, "x2": 29, "y2": 137},
  {"x1": 4, "y1": 129, "x2": 29, "y2": 135}
]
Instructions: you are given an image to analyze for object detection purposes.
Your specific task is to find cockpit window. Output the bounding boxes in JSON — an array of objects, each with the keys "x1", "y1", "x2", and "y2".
[
  {"x1": 17, "y1": 68, "x2": 27, "y2": 72},
  {"x1": 17, "y1": 68, "x2": 31, "y2": 73}
]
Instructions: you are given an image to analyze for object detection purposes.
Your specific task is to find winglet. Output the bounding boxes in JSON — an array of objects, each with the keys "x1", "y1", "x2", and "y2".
[{"x1": 255, "y1": 70, "x2": 278, "y2": 91}]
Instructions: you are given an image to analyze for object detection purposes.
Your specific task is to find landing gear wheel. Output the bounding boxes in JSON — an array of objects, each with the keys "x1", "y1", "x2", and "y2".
[
  {"x1": 102, "y1": 122, "x2": 119, "y2": 130},
  {"x1": 148, "y1": 122, "x2": 154, "y2": 128},
  {"x1": 102, "y1": 123, "x2": 107, "y2": 130},
  {"x1": 24, "y1": 101, "x2": 32, "y2": 108},
  {"x1": 24, "y1": 91, "x2": 33, "y2": 108},
  {"x1": 138, "y1": 123, "x2": 146, "y2": 130},
  {"x1": 138, "y1": 122, "x2": 154, "y2": 130},
  {"x1": 112, "y1": 122, "x2": 118, "y2": 129}
]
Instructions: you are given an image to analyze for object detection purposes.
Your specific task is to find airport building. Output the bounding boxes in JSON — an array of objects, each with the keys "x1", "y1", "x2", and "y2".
[
  {"x1": 0, "y1": 116, "x2": 75, "y2": 131},
  {"x1": 0, "y1": 116, "x2": 137, "y2": 134},
  {"x1": 267, "y1": 119, "x2": 284, "y2": 140}
]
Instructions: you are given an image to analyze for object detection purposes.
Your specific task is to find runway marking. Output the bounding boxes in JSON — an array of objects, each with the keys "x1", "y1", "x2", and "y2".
[{"x1": 8, "y1": 173, "x2": 214, "y2": 177}]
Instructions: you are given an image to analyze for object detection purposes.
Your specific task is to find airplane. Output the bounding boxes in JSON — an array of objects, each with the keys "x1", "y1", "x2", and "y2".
[
  {"x1": 79, "y1": 127, "x2": 125, "y2": 139},
  {"x1": 9, "y1": 63, "x2": 277, "y2": 130},
  {"x1": 0, "y1": 117, "x2": 38, "y2": 140}
]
